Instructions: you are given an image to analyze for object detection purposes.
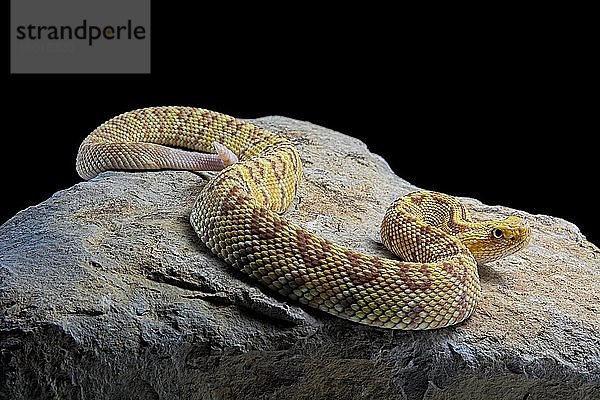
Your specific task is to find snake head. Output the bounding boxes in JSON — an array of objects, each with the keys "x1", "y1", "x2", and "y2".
[{"x1": 460, "y1": 216, "x2": 532, "y2": 264}]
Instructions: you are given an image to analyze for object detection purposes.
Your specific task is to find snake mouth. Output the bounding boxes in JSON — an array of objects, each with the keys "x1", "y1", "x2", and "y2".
[
  {"x1": 519, "y1": 226, "x2": 533, "y2": 246},
  {"x1": 508, "y1": 226, "x2": 532, "y2": 253}
]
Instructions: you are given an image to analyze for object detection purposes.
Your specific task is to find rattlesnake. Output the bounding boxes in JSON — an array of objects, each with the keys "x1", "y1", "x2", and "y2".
[{"x1": 76, "y1": 107, "x2": 531, "y2": 330}]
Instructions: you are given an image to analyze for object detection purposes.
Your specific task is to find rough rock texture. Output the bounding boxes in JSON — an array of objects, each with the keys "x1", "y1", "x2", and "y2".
[{"x1": 1, "y1": 116, "x2": 599, "y2": 400}]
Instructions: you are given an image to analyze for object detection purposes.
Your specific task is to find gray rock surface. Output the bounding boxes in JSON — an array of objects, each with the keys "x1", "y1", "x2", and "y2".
[{"x1": 1, "y1": 116, "x2": 599, "y2": 400}]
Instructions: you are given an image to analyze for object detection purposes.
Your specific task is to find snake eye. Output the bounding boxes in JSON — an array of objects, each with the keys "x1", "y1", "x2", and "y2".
[{"x1": 492, "y1": 228, "x2": 504, "y2": 239}]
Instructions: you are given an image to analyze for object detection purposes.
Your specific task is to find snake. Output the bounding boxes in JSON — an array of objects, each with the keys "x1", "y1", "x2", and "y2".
[{"x1": 76, "y1": 106, "x2": 531, "y2": 330}]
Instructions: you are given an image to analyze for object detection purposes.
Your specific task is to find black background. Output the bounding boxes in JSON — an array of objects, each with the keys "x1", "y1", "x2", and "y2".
[{"x1": 3, "y1": 4, "x2": 597, "y2": 245}]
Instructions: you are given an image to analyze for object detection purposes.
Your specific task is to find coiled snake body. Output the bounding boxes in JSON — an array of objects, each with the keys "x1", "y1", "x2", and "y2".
[{"x1": 76, "y1": 107, "x2": 531, "y2": 330}]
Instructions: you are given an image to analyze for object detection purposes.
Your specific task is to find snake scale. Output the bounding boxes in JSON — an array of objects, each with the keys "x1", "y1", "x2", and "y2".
[{"x1": 76, "y1": 107, "x2": 531, "y2": 330}]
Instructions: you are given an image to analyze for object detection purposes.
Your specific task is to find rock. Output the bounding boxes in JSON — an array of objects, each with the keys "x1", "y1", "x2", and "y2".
[{"x1": 1, "y1": 116, "x2": 599, "y2": 400}]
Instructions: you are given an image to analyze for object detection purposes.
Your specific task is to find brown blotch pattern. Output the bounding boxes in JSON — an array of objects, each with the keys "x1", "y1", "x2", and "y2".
[{"x1": 344, "y1": 249, "x2": 379, "y2": 286}]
